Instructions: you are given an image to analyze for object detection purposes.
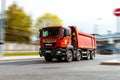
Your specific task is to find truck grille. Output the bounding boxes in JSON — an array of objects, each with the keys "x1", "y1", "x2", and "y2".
[{"x1": 43, "y1": 42, "x2": 56, "y2": 47}]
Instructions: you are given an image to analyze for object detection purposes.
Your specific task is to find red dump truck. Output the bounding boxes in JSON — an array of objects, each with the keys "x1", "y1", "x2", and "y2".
[{"x1": 39, "y1": 26, "x2": 96, "y2": 62}]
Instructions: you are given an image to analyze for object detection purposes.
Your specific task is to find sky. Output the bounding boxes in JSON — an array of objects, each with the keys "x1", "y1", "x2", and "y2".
[{"x1": 1, "y1": 0, "x2": 120, "y2": 34}]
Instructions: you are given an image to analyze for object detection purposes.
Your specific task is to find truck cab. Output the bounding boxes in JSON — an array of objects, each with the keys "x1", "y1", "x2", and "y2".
[{"x1": 39, "y1": 26, "x2": 73, "y2": 61}]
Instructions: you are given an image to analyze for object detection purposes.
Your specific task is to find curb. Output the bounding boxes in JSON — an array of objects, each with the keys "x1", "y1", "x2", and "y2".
[{"x1": 101, "y1": 59, "x2": 120, "y2": 65}]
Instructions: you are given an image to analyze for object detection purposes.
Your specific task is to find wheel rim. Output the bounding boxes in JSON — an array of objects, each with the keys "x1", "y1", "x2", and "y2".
[
  {"x1": 91, "y1": 51, "x2": 95, "y2": 59},
  {"x1": 87, "y1": 51, "x2": 91, "y2": 60},
  {"x1": 66, "y1": 50, "x2": 73, "y2": 62},
  {"x1": 76, "y1": 51, "x2": 81, "y2": 60}
]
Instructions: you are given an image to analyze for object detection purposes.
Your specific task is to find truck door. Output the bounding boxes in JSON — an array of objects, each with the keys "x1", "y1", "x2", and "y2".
[{"x1": 61, "y1": 28, "x2": 71, "y2": 47}]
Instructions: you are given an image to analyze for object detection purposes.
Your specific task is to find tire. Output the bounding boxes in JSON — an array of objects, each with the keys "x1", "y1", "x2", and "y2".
[
  {"x1": 45, "y1": 56, "x2": 52, "y2": 62},
  {"x1": 86, "y1": 50, "x2": 91, "y2": 60},
  {"x1": 65, "y1": 50, "x2": 73, "y2": 62},
  {"x1": 75, "y1": 50, "x2": 81, "y2": 61},
  {"x1": 90, "y1": 51, "x2": 95, "y2": 59},
  {"x1": 57, "y1": 57, "x2": 62, "y2": 62}
]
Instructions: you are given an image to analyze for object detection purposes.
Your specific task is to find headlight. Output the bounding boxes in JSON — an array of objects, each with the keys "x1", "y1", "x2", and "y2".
[{"x1": 57, "y1": 51, "x2": 61, "y2": 54}]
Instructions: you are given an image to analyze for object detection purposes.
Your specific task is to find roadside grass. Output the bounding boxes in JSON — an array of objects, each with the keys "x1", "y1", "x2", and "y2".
[{"x1": 3, "y1": 52, "x2": 40, "y2": 57}]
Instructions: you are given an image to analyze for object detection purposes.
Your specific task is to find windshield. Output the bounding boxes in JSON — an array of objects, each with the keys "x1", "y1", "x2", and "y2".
[{"x1": 41, "y1": 28, "x2": 60, "y2": 37}]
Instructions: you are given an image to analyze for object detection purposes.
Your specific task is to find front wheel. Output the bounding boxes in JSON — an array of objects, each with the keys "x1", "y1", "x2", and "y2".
[
  {"x1": 57, "y1": 57, "x2": 63, "y2": 62},
  {"x1": 45, "y1": 56, "x2": 53, "y2": 62},
  {"x1": 65, "y1": 50, "x2": 73, "y2": 62}
]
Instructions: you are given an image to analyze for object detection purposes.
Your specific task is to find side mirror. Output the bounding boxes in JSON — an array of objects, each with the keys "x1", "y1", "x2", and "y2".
[
  {"x1": 39, "y1": 29, "x2": 42, "y2": 37},
  {"x1": 39, "y1": 29, "x2": 41, "y2": 32}
]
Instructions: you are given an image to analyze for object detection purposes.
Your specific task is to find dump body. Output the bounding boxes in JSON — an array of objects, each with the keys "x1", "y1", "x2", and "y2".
[
  {"x1": 69, "y1": 26, "x2": 96, "y2": 49},
  {"x1": 77, "y1": 31, "x2": 96, "y2": 49}
]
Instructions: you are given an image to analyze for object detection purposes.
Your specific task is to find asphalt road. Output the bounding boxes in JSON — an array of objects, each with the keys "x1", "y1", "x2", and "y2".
[{"x1": 0, "y1": 54, "x2": 120, "y2": 80}]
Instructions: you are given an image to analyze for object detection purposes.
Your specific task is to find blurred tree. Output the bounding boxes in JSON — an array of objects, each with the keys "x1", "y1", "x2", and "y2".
[
  {"x1": 34, "y1": 13, "x2": 62, "y2": 34},
  {"x1": 5, "y1": 3, "x2": 32, "y2": 43}
]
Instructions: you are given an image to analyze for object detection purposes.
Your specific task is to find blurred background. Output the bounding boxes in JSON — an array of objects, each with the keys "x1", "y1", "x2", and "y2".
[{"x1": 0, "y1": 0, "x2": 120, "y2": 57}]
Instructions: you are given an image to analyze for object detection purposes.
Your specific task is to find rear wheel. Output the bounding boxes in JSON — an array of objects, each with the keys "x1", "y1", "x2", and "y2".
[
  {"x1": 86, "y1": 50, "x2": 91, "y2": 60},
  {"x1": 75, "y1": 50, "x2": 81, "y2": 61},
  {"x1": 45, "y1": 56, "x2": 53, "y2": 62},
  {"x1": 90, "y1": 51, "x2": 95, "y2": 59},
  {"x1": 65, "y1": 50, "x2": 73, "y2": 62}
]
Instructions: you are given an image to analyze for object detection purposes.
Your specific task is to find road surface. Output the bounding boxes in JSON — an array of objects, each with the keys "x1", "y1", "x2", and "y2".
[{"x1": 0, "y1": 54, "x2": 120, "y2": 80}]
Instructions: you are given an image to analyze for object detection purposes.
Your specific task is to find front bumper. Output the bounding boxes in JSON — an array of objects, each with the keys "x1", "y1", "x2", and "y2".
[{"x1": 39, "y1": 48, "x2": 66, "y2": 57}]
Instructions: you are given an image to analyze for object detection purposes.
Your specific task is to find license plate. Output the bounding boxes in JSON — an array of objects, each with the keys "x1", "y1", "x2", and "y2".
[{"x1": 45, "y1": 50, "x2": 51, "y2": 53}]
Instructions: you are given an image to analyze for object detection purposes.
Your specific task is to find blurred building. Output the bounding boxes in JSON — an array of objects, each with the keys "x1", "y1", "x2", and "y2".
[
  {"x1": 4, "y1": 42, "x2": 39, "y2": 53},
  {"x1": 96, "y1": 32, "x2": 120, "y2": 49}
]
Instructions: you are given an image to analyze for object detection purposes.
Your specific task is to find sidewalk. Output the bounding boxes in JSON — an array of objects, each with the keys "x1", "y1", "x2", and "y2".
[
  {"x1": 100, "y1": 54, "x2": 120, "y2": 65},
  {"x1": 101, "y1": 59, "x2": 120, "y2": 65},
  {"x1": 0, "y1": 56, "x2": 44, "y2": 61}
]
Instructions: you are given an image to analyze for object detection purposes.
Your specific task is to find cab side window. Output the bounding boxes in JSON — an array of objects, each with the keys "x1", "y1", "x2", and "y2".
[{"x1": 63, "y1": 28, "x2": 70, "y2": 37}]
